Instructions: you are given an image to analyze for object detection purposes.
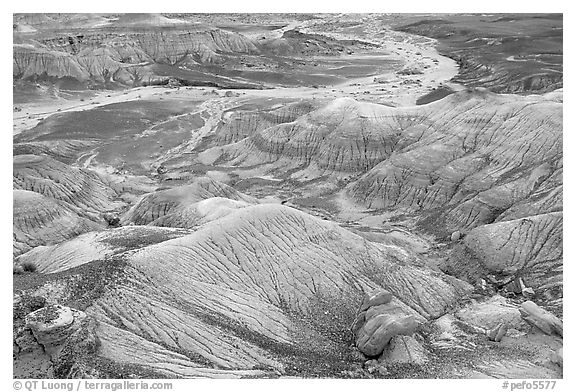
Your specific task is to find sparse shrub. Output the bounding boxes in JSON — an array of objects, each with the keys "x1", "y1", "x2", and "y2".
[
  {"x1": 26, "y1": 296, "x2": 47, "y2": 313},
  {"x1": 13, "y1": 295, "x2": 46, "y2": 320},
  {"x1": 21, "y1": 261, "x2": 37, "y2": 273},
  {"x1": 13, "y1": 264, "x2": 24, "y2": 274},
  {"x1": 103, "y1": 213, "x2": 121, "y2": 228}
]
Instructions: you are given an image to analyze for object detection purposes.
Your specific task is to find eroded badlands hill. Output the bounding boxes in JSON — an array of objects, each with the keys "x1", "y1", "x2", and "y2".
[
  {"x1": 201, "y1": 89, "x2": 562, "y2": 299},
  {"x1": 15, "y1": 203, "x2": 472, "y2": 378},
  {"x1": 394, "y1": 14, "x2": 563, "y2": 94},
  {"x1": 13, "y1": 13, "x2": 563, "y2": 380},
  {"x1": 13, "y1": 13, "x2": 380, "y2": 96},
  {"x1": 13, "y1": 154, "x2": 121, "y2": 256}
]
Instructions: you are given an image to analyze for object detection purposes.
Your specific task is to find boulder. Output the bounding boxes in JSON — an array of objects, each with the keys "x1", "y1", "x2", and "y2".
[
  {"x1": 550, "y1": 348, "x2": 562, "y2": 368},
  {"x1": 359, "y1": 289, "x2": 394, "y2": 312},
  {"x1": 356, "y1": 313, "x2": 419, "y2": 357},
  {"x1": 366, "y1": 302, "x2": 406, "y2": 320},
  {"x1": 25, "y1": 305, "x2": 87, "y2": 349},
  {"x1": 350, "y1": 311, "x2": 367, "y2": 334},
  {"x1": 354, "y1": 289, "x2": 419, "y2": 357},
  {"x1": 364, "y1": 359, "x2": 379, "y2": 373},
  {"x1": 522, "y1": 287, "x2": 536, "y2": 298},
  {"x1": 486, "y1": 323, "x2": 508, "y2": 342},
  {"x1": 504, "y1": 277, "x2": 523, "y2": 294},
  {"x1": 519, "y1": 301, "x2": 563, "y2": 337},
  {"x1": 456, "y1": 295, "x2": 526, "y2": 331},
  {"x1": 450, "y1": 231, "x2": 461, "y2": 242},
  {"x1": 103, "y1": 212, "x2": 120, "y2": 227},
  {"x1": 380, "y1": 335, "x2": 428, "y2": 365},
  {"x1": 431, "y1": 314, "x2": 460, "y2": 341}
]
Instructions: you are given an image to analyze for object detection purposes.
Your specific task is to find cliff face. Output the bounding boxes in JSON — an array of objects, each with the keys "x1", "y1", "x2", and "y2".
[
  {"x1": 14, "y1": 44, "x2": 89, "y2": 80},
  {"x1": 14, "y1": 27, "x2": 260, "y2": 86},
  {"x1": 13, "y1": 17, "x2": 383, "y2": 90}
]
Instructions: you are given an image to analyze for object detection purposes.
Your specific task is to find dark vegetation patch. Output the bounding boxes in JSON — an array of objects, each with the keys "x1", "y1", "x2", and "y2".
[
  {"x1": 57, "y1": 257, "x2": 128, "y2": 312},
  {"x1": 101, "y1": 227, "x2": 190, "y2": 250},
  {"x1": 21, "y1": 261, "x2": 38, "y2": 273},
  {"x1": 13, "y1": 295, "x2": 47, "y2": 321},
  {"x1": 13, "y1": 257, "x2": 129, "y2": 312}
]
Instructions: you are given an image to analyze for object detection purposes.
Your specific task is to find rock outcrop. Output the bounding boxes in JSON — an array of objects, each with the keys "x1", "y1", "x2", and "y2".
[
  {"x1": 25, "y1": 305, "x2": 87, "y2": 351},
  {"x1": 486, "y1": 323, "x2": 508, "y2": 342},
  {"x1": 455, "y1": 295, "x2": 527, "y2": 331},
  {"x1": 352, "y1": 289, "x2": 420, "y2": 357},
  {"x1": 380, "y1": 335, "x2": 428, "y2": 365},
  {"x1": 519, "y1": 301, "x2": 563, "y2": 337},
  {"x1": 447, "y1": 212, "x2": 562, "y2": 295},
  {"x1": 14, "y1": 301, "x2": 101, "y2": 379}
]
